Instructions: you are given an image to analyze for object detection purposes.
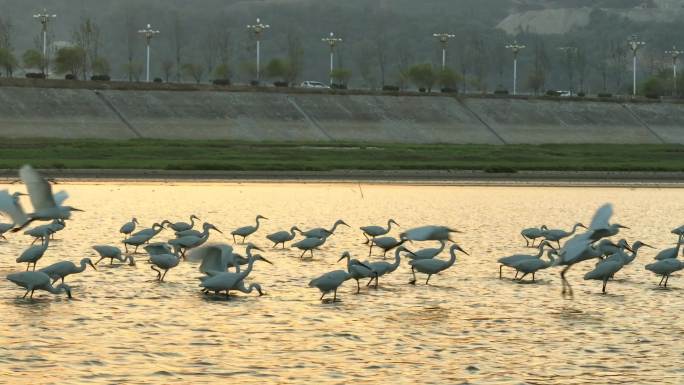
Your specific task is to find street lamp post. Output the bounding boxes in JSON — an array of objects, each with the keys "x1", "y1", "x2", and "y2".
[
  {"x1": 247, "y1": 18, "x2": 270, "y2": 83},
  {"x1": 322, "y1": 32, "x2": 342, "y2": 86},
  {"x1": 665, "y1": 46, "x2": 684, "y2": 96},
  {"x1": 505, "y1": 40, "x2": 526, "y2": 95},
  {"x1": 138, "y1": 24, "x2": 160, "y2": 82},
  {"x1": 432, "y1": 33, "x2": 455, "y2": 70},
  {"x1": 32, "y1": 8, "x2": 56, "y2": 74},
  {"x1": 558, "y1": 46, "x2": 578, "y2": 94},
  {"x1": 628, "y1": 35, "x2": 645, "y2": 96}
]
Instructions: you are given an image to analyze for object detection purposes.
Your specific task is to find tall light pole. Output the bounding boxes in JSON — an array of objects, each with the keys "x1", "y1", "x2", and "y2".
[
  {"x1": 138, "y1": 24, "x2": 160, "y2": 82},
  {"x1": 558, "y1": 46, "x2": 578, "y2": 93},
  {"x1": 505, "y1": 40, "x2": 526, "y2": 95},
  {"x1": 322, "y1": 32, "x2": 342, "y2": 86},
  {"x1": 628, "y1": 35, "x2": 645, "y2": 96},
  {"x1": 665, "y1": 46, "x2": 683, "y2": 96},
  {"x1": 247, "y1": 18, "x2": 270, "y2": 83},
  {"x1": 432, "y1": 33, "x2": 455, "y2": 70},
  {"x1": 32, "y1": 8, "x2": 56, "y2": 74}
]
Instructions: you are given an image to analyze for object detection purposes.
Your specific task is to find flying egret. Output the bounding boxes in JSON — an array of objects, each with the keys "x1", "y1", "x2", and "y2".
[
  {"x1": 360, "y1": 219, "x2": 399, "y2": 245},
  {"x1": 553, "y1": 204, "x2": 623, "y2": 297},
  {"x1": 169, "y1": 223, "x2": 222, "y2": 258},
  {"x1": 266, "y1": 226, "x2": 301, "y2": 248},
  {"x1": 16, "y1": 237, "x2": 50, "y2": 271},
  {"x1": 0, "y1": 190, "x2": 28, "y2": 233},
  {"x1": 162, "y1": 215, "x2": 200, "y2": 232},
  {"x1": 645, "y1": 258, "x2": 684, "y2": 287},
  {"x1": 497, "y1": 240, "x2": 556, "y2": 279},
  {"x1": 200, "y1": 254, "x2": 268, "y2": 297},
  {"x1": 510, "y1": 250, "x2": 556, "y2": 282},
  {"x1": 542, "y1": 223, "x2": 587, "y2": 248},
  {"x1": 409, "y1": 244, "x2": 468, "y2": 285},
  {"x1": 119, "y1": 218, "x2": 138, "y2": 239},
  {"x1": 403, "y1": 240, "x2": 448, "y2": 261},
  {"x1": 10, "y1": 165, "x2": 83, "y2": 231},
  {"x1": 400, "y1": 225, "x2": 461, "y2": 242},
  {"x1": 337, "y1": 251, "x2": 375, "y2": 293},
  {"x1": 521, "y1": 225, "x2": 548, "y2": 247},
  {"x1": 231, "y1": 215, "x2": 268, "y2": 243},
  {"x1": 149, "y1": 249, "x2": 182, "y2": 282},
  {"x1": 6, "y1": 271, "x2": 72, "y2": 299},
  {"x1": 366, "y1": 246, "x2": 408, "y2": 288},
  {"x1": 654, "y1": 240, "x2": 683, "y2": 260},
  {"x1": 175, "y1": 222, "x2": 219, "y2": 238},
  {"x1": 369, "y1": 236, "x2": 408, "y2": 258},
  {"x1": 292, "y1": 236, "x2": 327, "y2": 259},
  {"x1": 92, "y1": 245, "x2": 136, "y2": 266},
  {"x1": 39, "y1": 258, "x2": 97, "y2": 284},
  {"x1": 301, "y1": 219, "x2": 349, "y2": 239},
  {"x1": 309, "y1": 269, "x2": 354, "y2": 302}
]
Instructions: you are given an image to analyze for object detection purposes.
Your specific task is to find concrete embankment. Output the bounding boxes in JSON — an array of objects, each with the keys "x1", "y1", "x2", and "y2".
[{"x1": 0, "y1": 84, "x2": 682, "y2": 144}]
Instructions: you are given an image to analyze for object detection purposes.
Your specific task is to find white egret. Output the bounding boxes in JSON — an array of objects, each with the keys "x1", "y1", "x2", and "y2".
[
  {"x1": 175, "y1": 222, "x2": 218, "y2": 238},
  {"x1": 0, "y1": 190, "x2": 28, "y2": 233},
  {"x1": 0, "y1": 222, "x2": 13, "y2": 240},
  {"x1": 92, "y1": 245, "x2": 136, "y2": 266},
  {"x1": 292, "y1": 236, "x2": 327, "y2": 259},
  {"x1": 162, "y1": 215, "x2": 200, "y2": 232},
  {"x1": 149, "y1": 249, "x2": 182, "y2": 282},
  {"x1": 24, "y1": 223, "x2": 55, "y2": 245},
  {"x1": 16, "y1": 237, "x2": 50, "y2": 271},
  {"x1": 654, "y1": 240, "x2": 683, "y2": 260},
  {"x1": 409, "y1": 244, "x2": 468, "y2": 285},
  {"x1": 131, "y1": 222, "x2": 164, "y2": 238},
  {"x1": 231, "y1": 214, "x2": 268, "y2": 243},
  {"x1": 309, "y1": 269, "x2": 353, "y2": 302},
  {"x1": 367, "y1": 246, "x2": 407, "y2": 288},
  {"x1": 337, "y1": 251, "x2": 375, "y2": 293},
  {"x1": 670, "y1": 225, "x2": 684, "y2": 241},
  {"x1": 645, "y1": 259, "x2": 684, "y2": 287},
  {"x1": 266, "y1": 226, "x2": 301, "y2": 248},
  {"x1": 403, "y1": 240, "x2": 447, "y2": 261},
  {"x1": 543, "y1": 223, "x2": 587, "y2": 248},
  {"x1": 200, "y1": 255, "x2": 266, "y2": 297},
  {"x1": 511, "y1": 250, "x2": 556, "y2": 282},
  {"x1": 119, "y1": 218, "x2": 138, "y2": 239},
  {"x1": 169, "y1": 223, "x2": 222, "y2": 258},
  {"x1": 123, "y1": 224, "x2": 166, "y2": 253},
  {"x1": 400, "y1": 225, "x2": 461, "y2": 242},
  {"x1": 360, "y1": 219, "x2": 399, "y2": 245},
  {"x1": 596, "y1": 239, "x2": 632, "y2": 257},
  {"x1": 302, "y1": 219, "x2": 349, "y2": 239},
  {"x1": 10, "y1": 165, "x2": 83, "y2": 231},
  {"x1": 143, "y1": 242, "x2": 173, "y2": 257},
  {"x1": 188, "y1": 244, "x2": 235, "y2": 274},
  {"x1": 369, "y1": 236, "x2": 407, "y2": 258},
  {"x1": 230, "y1": 243, "x2": 266, "y2": 267},
  {"x1": 521, "y1": 225, "x2": 548, "y2": 247},
  {"x1": 497, "y1": 240, "x2": 555, "y2": 279},
  {"x1": 6, "y1": 271, "x2": 72, "y2": 299},
  {"x1": 583, "y1": 248, "x2": 638, "y2": 294},
  {"x1": 47, "y1": 218, "x2": 65, "y2": 239},
  {"x1": 39, "y1": 258, "x2": 97, "y2": 284}
]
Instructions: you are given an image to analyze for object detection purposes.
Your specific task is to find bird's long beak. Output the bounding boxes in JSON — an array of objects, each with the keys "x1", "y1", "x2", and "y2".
[
  {"x1": 214, "y1": 228, "x2": 223, "y2": 234},
  {"x1": 89, "y1": 262, "x2": 97, "y2": 271},
  {"x1": 641, "y1": 243, "x2": 655, "y2": 249},
  {"x1": 618, "y1": 225, "x2": 630, "y2": 229},
  {"x1": 337, "y1": 255, "x2": 346, "y2": 262},
  {"x1": 71, "y1": 207, "x2": 85, "y2": 212},
  {"x1": 358, "y1": 262, "x2": 372, "y2": 270},
  {"x1": 254, "y1": 245, "x2": 264, "y2": 251},
  {"x1": 448, "y1": 228, "x2": 463, "y2": 234},
  {"x1": 625, "y1": 245, "x2": 634, "y2": 252},
  {"x1": 402, "y1": 248, "x2": 416, "y2": 257},
  {"x1": 260, "y1": 256, "x2": 273, "y2": 265},
  {"x1": 457, "y1": 246, "x2": 470, "y2": 256}
]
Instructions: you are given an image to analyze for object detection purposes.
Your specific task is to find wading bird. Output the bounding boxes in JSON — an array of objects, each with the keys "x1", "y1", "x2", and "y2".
[
  {"x1": 511, "y1": 250, "x2": 556, "y2": 282},
  {"x1": 6, "y1": 271, "x2": 72, "y2": 299},
  {"x1": 400, "y1": 225, "x2": 460, "y2": 242},
  {"x1": 521, "y1": 225, "x2": 548, "y2": 247},
  {"x1": 543, "y1": 223, "x2": 587, "y2": 248},
  {"x1": 162, "y1": 215, "x2": 201, "y2": 232},
  {"x1": 119, "y1": 218, "x2": 138, "y2": 239},
  {"x1": 266, "y1": 226, "x2": 301, "y2": 248},
  {"x1": 403, "y1": 240, "x2": 447, "y2": 261},
  {"x1": 175, "y1": 222, "x2": 218, "y2": 238},
  {"x1": 131, "y1": 222, "x2": 164, "y2": 238},
  {"x1": 645, "y1": 258, "x2": 684, "y2": 287},
  {"x1": 292, "y1": 236, "x2": 327, "y2": 259},
  {"x1": 368, "y1": 236, "x2": 408, "y2": 258},
  {"x1": 169, "y1": 223, "x2": 222, "y2": 258},
  {"x1": 337, "y1": 251, "x2": 375, "y2": 293},
  {"x1": 409, "y1": 244, "x2": 468, "y2": 285},
  {"x1": 360, "y1": 219, "x2": 399, "y2": 245},
  {"x1": 200, "y1": 254, "x2": 269, "y2": 297},
  {"x1": 654, "y1": 240, "x2": 683, "y2": 261},
  {"x1": 497, "y1": 240, "x2": 556, "y2": 279},
  {"x1": 92, "y1": 245, "x2": 136, "y2": 266},
  {"x1": 16, "y1": 237, "x2": 50, "y2": 271},
  {"x1": 40, "y1": 258, "x2": 97, "y2": 284},
  {"x1": 309, "y1": 269, "x2": 354, "y2": 302},
  {"x1": 231, "y1": 215, "x2": 268, "y2": 243},
  {"x1": 188, "y1": 244, "x2": 235, "y2": 275},
  {"x1": 149, "y1": 248, "x2": 182, "y2": 282},
  {"x1": 366, "y1": 246, "x2": 409, "y2": 288},
  {"x1": 302, "y1": 219, "x2": 349, "y2": 239}
]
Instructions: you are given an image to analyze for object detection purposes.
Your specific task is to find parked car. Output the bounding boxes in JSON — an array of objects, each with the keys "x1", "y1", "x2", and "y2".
[{"x1": 300, "y1": 81, "x2": 330, "y2": 89}]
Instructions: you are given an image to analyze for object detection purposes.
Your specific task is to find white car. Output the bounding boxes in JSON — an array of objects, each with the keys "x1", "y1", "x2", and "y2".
[{"x1": 300, "y1": 81, "x2": 330, "y2": 89}]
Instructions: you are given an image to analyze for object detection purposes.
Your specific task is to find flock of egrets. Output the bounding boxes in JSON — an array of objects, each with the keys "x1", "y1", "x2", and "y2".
[{"x1": 1, "y1": 165, "x2": 682, "y2": 302}]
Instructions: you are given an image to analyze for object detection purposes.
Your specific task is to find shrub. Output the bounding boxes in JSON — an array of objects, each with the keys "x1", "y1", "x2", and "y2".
[
  {"x1": 153, "y1": 77, "x2": 163, "y2": 83},
  {"x1": 250, "y1": 80, "x2": 260, "y2": 86},
  {"x1": 441, "y1": 87, "x2": 458, "y2": 94},
  {"x1": 577, "y1": 92, "x2": 586, "y2": 97},
  {"x1": 65, "y1": 74, "x2": 76, "y2": 80},
  {"x1": 598, "y1": 93, "x2": 612, "y2": 98},
  {"x1": 273, "y1": 81, "x2": 289, "y2": 87},
  {"x1": 382, "y1": 85, "x2": 399, "y2": 92},
  {"x1": 493, "y1": 89, "x2": 509, "y2": 95},
  {"x1": 212, "y1": 79, "x2": 231, "y2": 86},
  {"x1": 25, "y1": 72, "x2": 46, "y2": 79},
  {"x1": 90, "y1": 75, "x2": 111, "y2": 81}
]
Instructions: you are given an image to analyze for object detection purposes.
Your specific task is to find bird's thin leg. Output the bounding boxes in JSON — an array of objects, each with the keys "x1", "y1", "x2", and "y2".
[
  {"x1": 518, "y1": 273, "x2": 528, "y2": 281},
  {"x1": 272, "y1": 242, "x2": 277, "y2": 248},
  {"x1": 300, "y1": 250, "x2": 306, "y2": 259},
  {"x1": 664, "y1": 275, "x2": 670, "y2": 288},
  {"x1": 61, "y1": 277, "x2": 65, "y2": 284},
  {"x1": 161, "y1": 270, "x2": 168, "y2": 282},
  {"x1": 52, "y1": 278, "x2": 59, "y2": 285},
  {"x1": 32, "y1": 262, "x2": 36, "y2": 271},
  {"x1": 0, "y1": 234, "x2": 6, "y2": 241},
  {"x1": 362, "y1": 233, "x2": 370, "y2": 245},
  {"x1": 310, "y1": 249, "x2": 314, "y2": 258},
  {"x1": 366, "y1": 277, "x2": 374, "y2": 286},
  {"x1": 425, "y1": 274, "x2": 431, "y2": 285},
  {"x1": 124, "y1": 244, "x2": 129, "y2": 253},
  {"x1": 30, "y1": 290, "x2": 34, "y2": 299},
  {"x1": 499, "y1": 265, "x2": 503, "y2": 279},
  {"x1": 356, "y1": 279, "x2": 361, "y2": 294},
  {"x1": 409, "y1": 267, "x2": 416, "y2": 285},
  {"x1": 560, "y1": 265, "x2": 573, "y2": 298},
  {"x1": 282, "y1": 243, "x2": 286, "y2": 249},
  {"x1": 514, "y1": 270, "x2": 520, "y2": 280},
  {"x1": 25, "y1": 264, "x2": 29, "y2": 271},
  {"x1": 134, "y1": 245, "x2": 138, "y2": 253},
  {"x1": 242, "y1": 236, "x2": 246, "y2": 244},
  {"x1": 22, "y1": 290, "x2": 29, "y2": 299},
  {"x1": 232, "y1": 235, "x2": 236, "y2": 244},
  {"x1": 383, "y1": 250, "x2": 387, "y2": 259},
  {"x1": 151, "y1": 266, "x2": 161, "y2": 280},
  {"x1": 375, "y1": 275, "x2": 379, "y2": 289},
  {"x1": 556, "y1": 241, "x2": 561, "y2": 248},
  {"x1": 522, "y1": 235, "x2": 529, "y2": 247},
  {"x1": 658, "y1": 275, "x2": 665, "y2": 286},
  {"x1": 602, "y1": 278, "x2": 608, "y2": 294},
  {"x1": 320, "y1": 292, "x2": 326, "y2": 301},
  {"x1": 110, "y1": 258, "x2": 114, "y2": 265},
  {"x1": 333, "y1": 288, "x2": 337, "y2": 302},
  {"x1": 94, "y1": 257, "x2": 104, "y2": 265},
  {"x1": 532, "y1": 273, "x2": 535, "y2": 282},
  {"x1": 368, "y1": 245, "x2": 373, "y2": 257},
  {"x1": 31, "y1": 238, "x2": 37, "y2": 246}
]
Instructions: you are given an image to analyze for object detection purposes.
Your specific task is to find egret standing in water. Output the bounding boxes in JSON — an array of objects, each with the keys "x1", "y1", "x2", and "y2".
[
  {"x1": 292, "y1": 236, "x2": 327, "y2": 259},
  {"x1": 148, "y1": 248, "x2": 182, "y2": 282},
  {"x1": 409, "y1": 244, "x2": 468, "y2": 285},
  {"x1": 366, "y1": 246, "x2": 409, "y2": 288},
  {"x1": 39, "y1": 258, "x2": 97, "y2": 284},
  {"x1": 301, "y1": 219, "x2": 349, "y2": 239},
  {"x1": 231, "y1": 215, "x2": 267, "y2": 243},
  {"x1": 360, "y1": 219, "x2": 399, "y2": 245},
  {"x1": 404, "y1": 240, "x2": 448, "y2": 261},
  {"x1": 337, "y1": 251, "x2": 375, "y2": 293},
  {"x1": 511, "y1": 250, "x2": 556, "y2": 282},
  {"x1": 368, "y1": 236, "x2": 408, "y2": 258},
  {"x1": 309, "y1": 268, "x2": 355, "y2": 302},
  {"x1": 92, "y1": 245, "x2": 136, "y2": 266},
  {"x1": 119, "y1": 218, "x2": 138, "y2": 240},
  {"x1": 169, "y1": 223, "x2": 222, "y2": 258},
  {"x1": 645, "y1": 258, "x2": 684, "y2": 287},
  {"x1": 6, "y1": 271, "x2": 72, "y2": 299},
  {"x1": 542, "y1": 223, "x2": 587, "y2": 248},
  {"x1": 162, "y1": 215, "x2": 201, "y2": 232},
  {"x1": 200, "y1": 254, "x2": 269, "y2": 297},
  {"x1": 497, "y1": 240, "x2": 556, "y2": 279},
  {"x1": 16, "y1": 237, "x2": 50, "y2": 271},
  {"x1": 521, "y1": 225, "x2": 548, "y2": 247},
  {"x1": 266, "y1": 226, "x2": 301, "y2": 248},
  {"x1": 654, "y1": 239, "x2": 683, "y2": 260}
]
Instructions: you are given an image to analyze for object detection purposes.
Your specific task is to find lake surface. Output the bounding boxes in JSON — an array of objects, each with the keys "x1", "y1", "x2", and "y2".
[{"x1": 1, "y1": 182, "x2": 683, "y2": 384}]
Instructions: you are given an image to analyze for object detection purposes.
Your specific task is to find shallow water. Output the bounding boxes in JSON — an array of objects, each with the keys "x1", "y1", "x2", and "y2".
[{"x1": 1, "y1": 182, "x2": 683, "y2": 384}]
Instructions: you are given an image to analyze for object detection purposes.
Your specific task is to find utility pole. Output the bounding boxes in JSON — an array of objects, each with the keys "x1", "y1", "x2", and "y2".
[
  {"x1": 628, "y1": 35, "x2": 645, "y2": 96},
  {"x1": 505, "y1": 40, "x2": 526, "y2": 95},
  {"x1": 247, "y1": 18, "x2": 270, "y2": 83},
  {"x1": 32, "y1": 8, "x2": 56, "y2": 74},
  {"x1": 138, "y1": 24, "x2": 160, "y2": 82},
  {"x1": 665, "y1": 46, "x2": 683, "y2": 96},
  {"x1": 322, "y1": 32, "x2": 343, "y2": 86},
  {"x1": 433, "y1": 33, "x2": 455, "y2": 70}
]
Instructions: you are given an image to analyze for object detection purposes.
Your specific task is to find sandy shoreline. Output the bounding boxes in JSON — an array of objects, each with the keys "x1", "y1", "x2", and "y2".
[{"x1": 0, "y1": 169, "x2": 683, "y2": 187}]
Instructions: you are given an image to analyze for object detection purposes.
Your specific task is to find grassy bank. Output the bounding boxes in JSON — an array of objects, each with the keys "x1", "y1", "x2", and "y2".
[{"x1": 1, "y1": 139, "x2": 683, "y2": 172}]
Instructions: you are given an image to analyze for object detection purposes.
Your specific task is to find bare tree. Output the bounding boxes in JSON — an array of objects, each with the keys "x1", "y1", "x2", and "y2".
[
  {"x1": 609, "y1": 40, "x2": 628, "y2": 93},
  {"x1": 123, "y1": 7, "x2": 139, "y2": 81},
  {"x1": 161, "y1": 60, "x2": 174, "y2": 82},
  {"x1": 171, "y1": 13, "x2": 185, "y2": 82},
  {"x1": 0, "y1": 17, "x2": 12, "y2": 51},
  {"x1": 356, "y1": 40, "x2": 379, "y2": 89},
  {"x1": 73, "y1": 18, "x2": 102, "y2": 79},
  {"x1": 576, "y1": 48, "x2": 588, "y2": 93},
  {"x1": 286, "y1": 30, "x2": 304, "y2": 84}
]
